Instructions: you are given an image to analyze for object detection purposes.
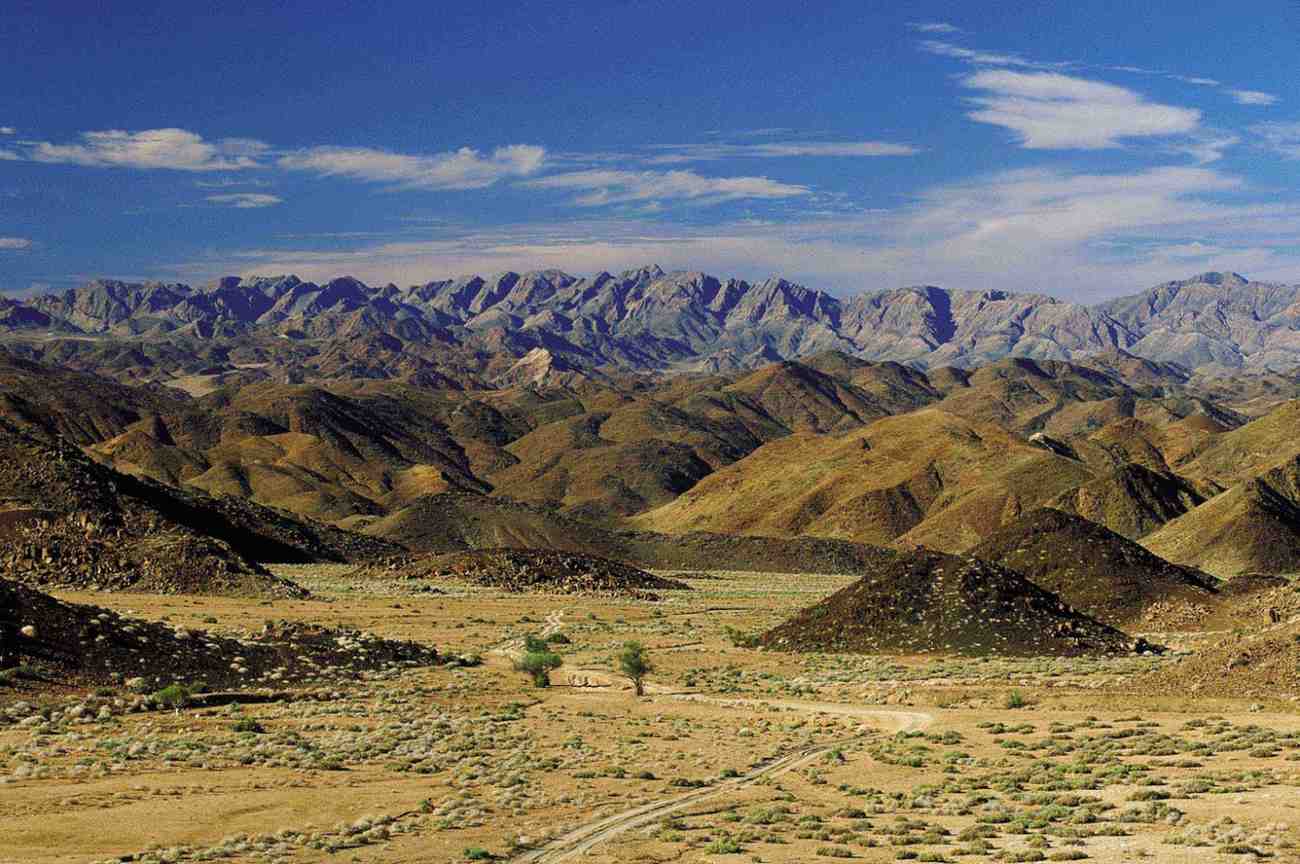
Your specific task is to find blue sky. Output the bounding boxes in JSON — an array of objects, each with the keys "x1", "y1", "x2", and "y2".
[{"x1": 1, "y1": 0, "x2": 1298, "y2": 299}]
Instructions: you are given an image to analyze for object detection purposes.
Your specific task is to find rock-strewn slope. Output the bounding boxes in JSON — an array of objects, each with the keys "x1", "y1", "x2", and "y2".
[
  {"x1": 758, "y1": 549, "x2": 1134, "y2": 657},
  {"x1": 0, "y1": 420, "x2": 310, "y2": 596},
  {"x1": 350, "y1": 549, "x2": 689, "y2": 599},
  {"x1": 0, "y1": 576, "x2": 438, "y2": 690},
  {"x1": 969, "y1": 508, "x2": 1220, "y2": 628}
]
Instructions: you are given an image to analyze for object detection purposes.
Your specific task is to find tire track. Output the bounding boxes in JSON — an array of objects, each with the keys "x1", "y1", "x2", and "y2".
[{"x1": 516, "y1": 700, "x2": 931, "y2": 863}]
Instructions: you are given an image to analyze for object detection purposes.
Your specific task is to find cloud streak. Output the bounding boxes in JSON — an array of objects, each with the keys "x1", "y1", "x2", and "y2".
[
  {"x1": 1230, "y1": 89, "x2": 1279, "y2": 106},
  {"x1": 645, "y1": 140, "x2": 919, "y2": 164},
  {"x1": 278, "y1": 144, "x2": 546, "y2": 190},
  {"x1": 907, "y1": 21, "x2": 961, "y2": 34},
  {"x1": 184, "y1": 161, "x2": 1300, "y2": 299},
  {"x1": 519, "y1": 168, "x2": 811, "y2": 206},
  {"x1": 206, "y1": 193, "x2": 283, "y2": 209},
  {"x1": 28, "y1": 129, "x2": 267, "y2": 171},
  {"x1": 961, "y1": 70, "x2": 1201, "y2": 149},
  {"x1": 0, "y1": 237, "x2": 32, "y2": 250},
  {"x1": 922, "y1": 38, "x2": 1278, "y2": 110},
  {"x1": 1253, "y1": 122, "x2": 1300, "y2": 159}
]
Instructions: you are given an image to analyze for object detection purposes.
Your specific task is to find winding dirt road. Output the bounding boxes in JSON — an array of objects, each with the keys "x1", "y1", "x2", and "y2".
[{"x1": 516, "y1": 696, "x2": 932, "y2": 863}]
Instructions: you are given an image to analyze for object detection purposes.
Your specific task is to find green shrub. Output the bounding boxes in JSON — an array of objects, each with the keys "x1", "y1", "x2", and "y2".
[
  {"x1": 516, "y1": 647, "x2": 562, "y2": 688},
  {"x1": 152, "y1": 683, "x2": 194, "y2": 710},
  {"x1": 705, "y1": 836, "x2": 743, "y2": 854},
  {"x1": 618, "y1": 641, "x2": 653, "y2": 696}
]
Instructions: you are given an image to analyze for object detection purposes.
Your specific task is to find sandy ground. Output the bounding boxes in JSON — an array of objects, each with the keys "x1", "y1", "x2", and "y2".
[{"x1": 2, "y1": 566, "x2": 1299, "y2": 864}]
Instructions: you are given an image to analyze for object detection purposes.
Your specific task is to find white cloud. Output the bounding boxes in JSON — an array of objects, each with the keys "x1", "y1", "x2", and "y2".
[
  {"x1": 0, "y1": 237, "x2": 32, "y2": 250},
  {"x1": 645, "y1": 140, "x2": 918, "y2": 164},
  {"x1": 1176, "y1": 134, "x2": 1240, "y2": 165},
  {"x1": 1230, "y1": 89, "x2": 1279, "y2": 106},
  {"x1": 0, "y1": 150, "x2": 18, "y2": 161},
  {"x1": 279, "y1": 144, "x2": 545, "y2": 190},
  {"x1": 921, "y1": 36, "x2": 1277, "y2": 113},
  {"x1": 0, "y1": 127, "x2": 14, "y2": 135},
  {"x1": 918, "y1": 40, "x2": 1051, "y2": 70},
  {"x1": 207, "y1": 193, "x2": 283, "y2": 209},
  {"x1": 183, "y1": 157, "x2": 1300, "y2": 300},
  {"x1": 1253, "y1": 122, "x2": 1300, "y2": 159},
  {"x1": 961, "y1": 70, "x2": 1201, "y2": 149},
  {"x1": 519, "y1": 169, "x2": 811, "y2": 206},
  {"x1": 195, "y1": 176, "x2": 272, "y2": 189},
  {"x1": 28, "y1": 128, "x2": 267, "y2": 171},
  {"x1": 907, "y1": 21, "x2": 961, "y2": 34}
]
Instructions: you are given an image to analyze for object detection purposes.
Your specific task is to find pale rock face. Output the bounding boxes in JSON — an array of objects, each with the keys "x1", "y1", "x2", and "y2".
[{"x1": 4, "y1": 268, "x2": 1298, "y2": 376}]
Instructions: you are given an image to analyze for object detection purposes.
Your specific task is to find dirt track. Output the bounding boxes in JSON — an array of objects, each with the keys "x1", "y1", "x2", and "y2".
[{"x1": 516, "y1": 699, "x2": 932, "y2": 863}]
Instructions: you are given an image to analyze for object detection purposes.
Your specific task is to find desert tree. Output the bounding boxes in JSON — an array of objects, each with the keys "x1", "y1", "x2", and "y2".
[
  {"x1": 516, "y1": 634, "x2": 563, "y2": 688},
  {"x1": 618, "y1": 641, "x2": 653, "y2": 696}
]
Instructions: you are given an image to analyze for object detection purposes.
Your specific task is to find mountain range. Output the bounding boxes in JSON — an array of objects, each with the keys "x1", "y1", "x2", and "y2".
[{"x1": 4, "y1": 269, "x2": 1300, "y2": 382}]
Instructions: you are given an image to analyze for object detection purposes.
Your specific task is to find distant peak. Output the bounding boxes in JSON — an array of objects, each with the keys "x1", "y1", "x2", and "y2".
[{"x1": 1189, "y1": 272, "x2": 1248, "y2": 286}]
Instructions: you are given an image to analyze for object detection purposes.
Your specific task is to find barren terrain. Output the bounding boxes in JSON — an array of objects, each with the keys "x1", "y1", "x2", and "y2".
[{"x1": 5, "y1": 566, "x2": 1300, "y2": 864}]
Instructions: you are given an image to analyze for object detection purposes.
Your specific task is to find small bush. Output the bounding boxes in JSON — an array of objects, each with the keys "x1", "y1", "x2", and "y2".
[
  {"x1": 152, "y1": 683, "x2": 194, "y2": 710},
  {"x1": 705, "y1": 836, "x2": 743, "y2": 854},
  {"x1": 816, "y1": 845, "x2": 855, "y2": 858},
  {"x1": 516, "y1": 638, "x2": 562, "y2": 688},
  {"x1": 723, "y1": 626, "x2": 759, "y2": 648},
  {"x1": 232, "y1": 717, "x2": 266, "y2": 734},
  {"x1": 1004, "y1": 690, "x2": 1028, "y2": 710}
]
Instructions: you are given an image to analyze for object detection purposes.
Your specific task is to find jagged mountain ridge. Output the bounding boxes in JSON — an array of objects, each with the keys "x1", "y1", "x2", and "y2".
[{"x1": 5, "y1": 268, "x2": 1300, "y2": 375}]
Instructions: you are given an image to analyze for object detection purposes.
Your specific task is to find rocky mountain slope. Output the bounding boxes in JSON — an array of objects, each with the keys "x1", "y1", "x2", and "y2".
[
  {"x1": 758, "y1": 549, "x2": 1134, "y2": 657},
  {"x1": 4, "y1": 269, "x2": 1300, "y2": 380}
]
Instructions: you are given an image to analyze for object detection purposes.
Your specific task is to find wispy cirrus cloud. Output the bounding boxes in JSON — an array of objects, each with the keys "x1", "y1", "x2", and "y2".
[
  {"x1": 26, "y1": 128, "x2": 267, "y2": 171},
  {"x1": 195, "y1": 176, "x2": 273, "y2": 189},
  {"x1": 922, "y1": 37, "x2": 1279, "y2": 110},
  {"x1": 0, "y1": 127, "x2": 15, "y2": 135},
  {"x1": 206, "y1": 193, "x2": 283, "y2": 209},
  {"x1": 645, "y1": 140, "x2": 919, "y2": 164},
  {"x1": 186, "y1": 158, "x2": 1300, "y2": 299},
  {"x1": 0, "y1": 237, "x2": 33, "y2": 250},
  {"x1": 919, "y1": 40, "x2": 1060, "y2": 71},
  {"x1": 1230, "y1": 89, "x2": 1279, "y2": 106},
  {"x1": 1253, "y1": 122, "x2": 1300, "y2": 159},
  {"x1": 961, "y1": 70, "x2": 1201, "y2": 149},
  {"x1": 278, "y1": 144, "x2": 545, "y2": 190},
  {"x1": 907, "y1": 21, "x2": 961, "y2": 34},
  {"x1": 519, "y1": 168, "x2": 811, "y2": 206}
]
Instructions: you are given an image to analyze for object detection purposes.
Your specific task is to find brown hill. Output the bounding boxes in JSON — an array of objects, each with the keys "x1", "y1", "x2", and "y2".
[
  {"x1": 365, "y1": 493, "x2": 899, "y2": 575},
  {"x1": 0, "y1": 421, "x2": 318, "y2": 596},
  {"x1": 637, "y1": 409, "x2": 1093, "y2": 551},
  {"x1": 352, "y1": 549, "x2": 689, "y2": 599},
  {"x1": 1048, "y1": 463, "x2": 1204, "y2": 540},
  {"x1": 0, "y1": 577, "x2": 438, "y2": 692},
  {"x1": 1175, "y1": 400, "x2": 1300, "y2": 492},
  {"x1": 969, "y1": 508, "x2": 1220, "y2": 628},
  {"x1": 1141, "y1": 471, "x2": 1300, "y2": 577},
  {"x1": 934, "y1": 358, "x2": 1130, "y2": 433},
  {"x1": 757, "y1": 549, "x2": 1133, "y2": 657},
  {"x1": 721, "y1": 359, "x2": 891, "y2": 433}
]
